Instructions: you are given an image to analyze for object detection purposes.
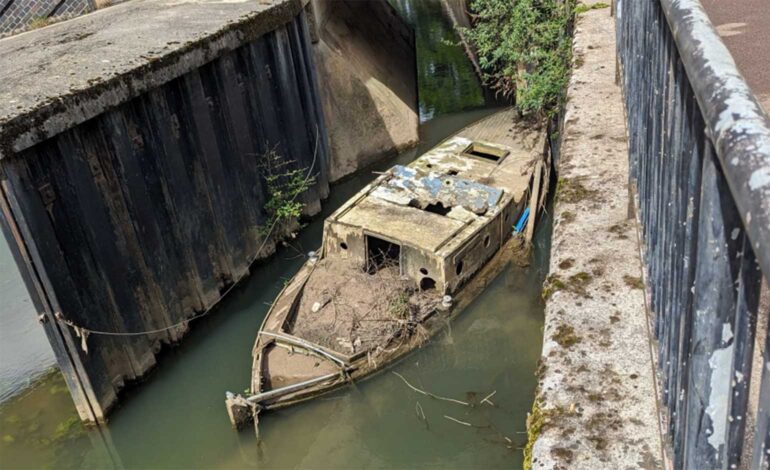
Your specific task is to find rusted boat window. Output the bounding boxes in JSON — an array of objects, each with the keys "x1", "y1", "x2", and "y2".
[{"x1": 461, "y1": 142, "x2": 509, "y2": 163}]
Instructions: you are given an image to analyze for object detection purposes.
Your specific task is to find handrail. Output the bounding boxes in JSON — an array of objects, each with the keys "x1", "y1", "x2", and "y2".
[
  {"x1": 659, "y1": 0, "x2": 770, "y2": 280},
  {"x1": 616, "y1": 0, "x2": 770, "y2": 468}
]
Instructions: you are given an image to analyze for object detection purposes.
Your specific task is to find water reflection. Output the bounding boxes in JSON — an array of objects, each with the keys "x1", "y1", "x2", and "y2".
[
  {"x1": 390, "y1": 0, "x2": 500, "y2": 120},
  {"x1": 0, "y1": 231, "x2": 55, "y2": 402}
]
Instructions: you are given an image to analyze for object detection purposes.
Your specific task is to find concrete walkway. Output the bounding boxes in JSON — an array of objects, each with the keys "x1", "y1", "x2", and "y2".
[{"x1": 527, "y1": 8, "x2": 664, "y2": 469}]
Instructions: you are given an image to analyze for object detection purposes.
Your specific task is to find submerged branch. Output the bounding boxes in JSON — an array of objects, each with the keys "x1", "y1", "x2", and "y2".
[
  {"x1": 392, "y1": 371, "x2": 470, "y2": 407},
  {"x1": 444, "y1": 415, "x2": 472, "y2": 427},
  {"x1": 481, "y1": 390, "x2": 497, "y2": 406}
]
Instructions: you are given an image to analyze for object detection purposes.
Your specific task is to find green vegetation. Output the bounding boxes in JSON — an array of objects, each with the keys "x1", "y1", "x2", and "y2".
[
  {"x1": 574, "y1": 2, "x2": 609, "y2": 14},
  {"x1": 551, "y1": 324, "x2": 581, "y2": 348},
  {"x1": 524, "y1": 402, "x2": 571, "y2": 469},
  {"x1": 523, "y1": 401, "x2": 546, "y2": 470},
  {"x1": 541, "y1": 273, "x2": 566, "y2": 300},
  {"x1": 623, "y1": 274, "x2": 645, "y2": 290},
  {"x1": 258, "y1": 148, "x2": 314, "y2": 237},
  {"x1": 27, "y1": 16, "x2": 54, "y2": 30},
  {"x1": 463, "y1": 0, "x2": 575, "y2": 117},
  {"x1": 52, "y1": 417, "x2": 85, "y2": 443},
  {"x1": 556, "y1": 177, "x2": 599, "y2": 204},
  {"x1": 0, "y1": 369, "x2": 91, "y2": 467},
  {"x1": 542, "y1": 270, "x2": 593, "y2": 300},
  {"x1": 388, "y1": 291, "x2": 411, "y2": 319}
]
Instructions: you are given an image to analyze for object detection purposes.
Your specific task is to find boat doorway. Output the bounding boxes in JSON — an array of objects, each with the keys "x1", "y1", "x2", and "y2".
[{"x1": 365, "y1": 235, "x2": 401, "y2": 274}]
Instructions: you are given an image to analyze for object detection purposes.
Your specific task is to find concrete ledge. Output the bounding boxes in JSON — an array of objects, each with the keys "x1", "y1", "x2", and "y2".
[
  {"x1": 528, "y1": 8, "x2": 664, "y2": 469},
  {"x1": 0, "y1": 0, "x2": 304, "y2": 157}
]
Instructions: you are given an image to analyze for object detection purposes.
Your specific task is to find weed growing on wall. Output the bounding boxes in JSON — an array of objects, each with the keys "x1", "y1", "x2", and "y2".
[
  {"x1": 27, "y1": 16, "x2": 54, "y2": 30},
  {"x1": 463, "y1": 0, "x2": 575, "y2": 118},
  {"x1": 258, "y1": 148, "x2": 314, "y2": 237}
]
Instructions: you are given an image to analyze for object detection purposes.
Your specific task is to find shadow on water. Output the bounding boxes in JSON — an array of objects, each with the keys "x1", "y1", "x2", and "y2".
[{"x1": 0, "y1": 1, "x2": 549, "y2": 468}]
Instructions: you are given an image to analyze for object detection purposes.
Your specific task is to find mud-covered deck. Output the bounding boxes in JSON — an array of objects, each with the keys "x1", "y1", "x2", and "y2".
[{"x1": 291, "y1": 259, "x2": 440, "y2": 354}]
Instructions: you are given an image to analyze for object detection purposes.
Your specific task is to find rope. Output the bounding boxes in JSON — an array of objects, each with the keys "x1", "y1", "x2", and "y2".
[{"x1": 56, "y1": 129, "x2": 320, "y2": 339}]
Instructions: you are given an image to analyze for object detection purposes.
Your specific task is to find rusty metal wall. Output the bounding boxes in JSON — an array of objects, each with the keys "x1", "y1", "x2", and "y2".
[{"x1": 0, "y1": 11, "x2": 329, "y2": 423}]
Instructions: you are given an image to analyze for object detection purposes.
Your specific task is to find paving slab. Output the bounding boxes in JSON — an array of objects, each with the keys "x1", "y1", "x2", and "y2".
[{"x1": 527, "y1": 7, "x2": 664, "y2": 469}]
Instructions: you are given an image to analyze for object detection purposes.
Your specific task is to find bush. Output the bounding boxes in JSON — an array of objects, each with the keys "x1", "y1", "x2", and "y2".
[
  {"x1": 463, "y1": 0, "x2": 575, "y2": 118},
  {"x1": 258, "y1": 148, "x2": 314, "y2": 237}
]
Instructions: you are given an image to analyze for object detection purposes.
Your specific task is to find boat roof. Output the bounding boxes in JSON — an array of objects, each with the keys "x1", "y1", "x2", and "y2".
[{"x1": 330, "y1": 108, "x2": 545, "y2": 256}]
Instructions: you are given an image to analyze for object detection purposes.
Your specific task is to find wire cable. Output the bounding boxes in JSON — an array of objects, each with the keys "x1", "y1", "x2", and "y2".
[{"x1": 56, "y1": 129, "x2": 320, "y2": 338}]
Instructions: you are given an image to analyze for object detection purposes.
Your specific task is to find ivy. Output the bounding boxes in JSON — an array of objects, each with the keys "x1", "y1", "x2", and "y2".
[{"x1": 463, "y1": 0, "x2": 575, "y2": 118}]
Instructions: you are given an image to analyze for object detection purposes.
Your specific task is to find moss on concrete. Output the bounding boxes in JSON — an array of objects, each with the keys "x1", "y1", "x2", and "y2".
[
  {"x1": 557, "y1": 177, "x2": 600, "y2": 204},
  {"x1": 608, "y1": 222, "x2": 630, "y2": 239},
  {"x1": 524, "y1": 401, "x2": 574, "y2": 469},
  {"x1": 552, "y1": 324, "x2": 581, "y2": 348},
  {"x1": 542, "y1": 271, "x2": 593, "y2": 299},
  {"x1": 541, "y1": 274, "x2": 567, "y2": 300},
  {"x1": 560, "y1": 210, "x2": 577, "y2": 224},
  {"x1": 622, "y1": 275, "x2": 645, "y2": 290},
  {"x1": 523, "y1": 401, "x2": 546, "y2": 470}
]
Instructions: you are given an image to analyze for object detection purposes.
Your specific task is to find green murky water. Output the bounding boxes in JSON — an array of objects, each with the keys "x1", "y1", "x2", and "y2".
[{"x1": 0, "y1": 2, "x2": 549, "y2": 468}]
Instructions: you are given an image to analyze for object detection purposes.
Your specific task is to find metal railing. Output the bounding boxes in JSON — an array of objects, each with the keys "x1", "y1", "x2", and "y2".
[{"x1": 615, "y1": 0, "x2": 770, "y2": 468}]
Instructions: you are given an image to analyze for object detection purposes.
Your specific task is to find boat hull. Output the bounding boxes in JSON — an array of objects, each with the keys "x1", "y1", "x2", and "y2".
[
  {"x1": 254, "y1": 234, "x2": 525, "y2": 411},
  {"x1": 225, "y1": 107, "x2": 551, "y2": 430}
]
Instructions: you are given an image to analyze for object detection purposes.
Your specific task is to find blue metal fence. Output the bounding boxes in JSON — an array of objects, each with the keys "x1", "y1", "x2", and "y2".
[{"x1": 615, "y1": 0, "x2": 770, "y2": 467}]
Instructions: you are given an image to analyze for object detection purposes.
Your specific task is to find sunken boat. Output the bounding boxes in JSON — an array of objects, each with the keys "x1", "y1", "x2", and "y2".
[{"x1": 226, "y1": 108, "x2": 550, "y2": 430}]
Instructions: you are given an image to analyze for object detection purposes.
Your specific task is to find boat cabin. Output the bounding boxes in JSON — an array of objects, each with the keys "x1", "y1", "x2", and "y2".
[{"x1": 322, "y1": 134, "x2": 534, "y2": 295}]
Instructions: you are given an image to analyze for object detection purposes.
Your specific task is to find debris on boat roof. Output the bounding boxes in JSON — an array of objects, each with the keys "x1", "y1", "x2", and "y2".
[
  {"x1": 371, "y1": 164, "x2": 503, "y2": 215},
  {"x1": 330, "y1": 133, "x2": 537, "y2": 254}
]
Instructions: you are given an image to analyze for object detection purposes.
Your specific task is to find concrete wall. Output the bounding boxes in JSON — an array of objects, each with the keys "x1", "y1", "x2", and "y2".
[
  {"x1": 309, "y1": 0, "x2": 419, "y2": 182},
  {"x1": 0, "y1": 0, "x2": 95, "y2": 37},
  {"x1": 528, "y1": 9, "x2": 663, "y2": 468}
]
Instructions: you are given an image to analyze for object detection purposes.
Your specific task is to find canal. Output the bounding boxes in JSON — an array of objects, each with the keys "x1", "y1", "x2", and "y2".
[{"x1": 0, "y1": 1, "x2": 549, "y2": 468}]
